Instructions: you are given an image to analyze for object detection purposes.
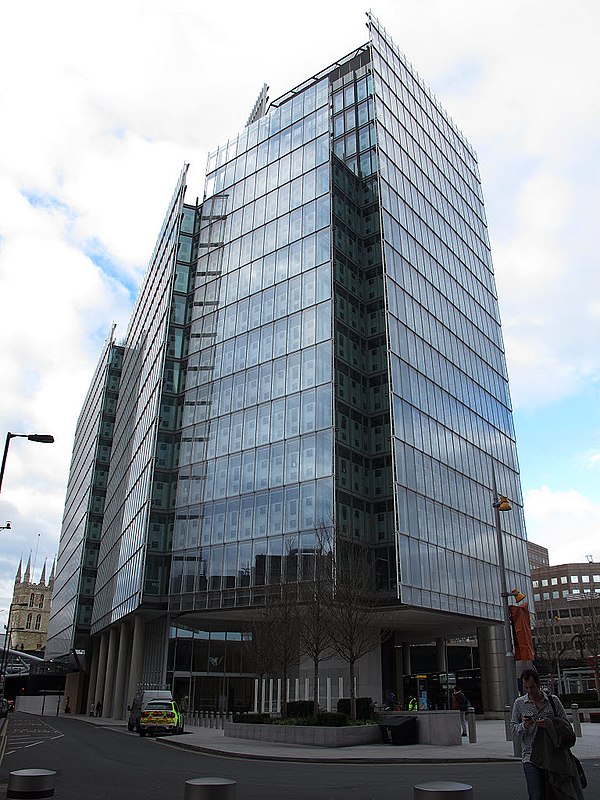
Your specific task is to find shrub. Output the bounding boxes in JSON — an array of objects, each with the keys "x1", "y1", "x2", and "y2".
[
  {"x1": 337, "y1": 697, "x2": 375, "y2": 720},
  {"x1": 285, "y1": 700, "x2": 314, "y2": 718},
  {"x1": 314, "y1": 711, "x2": 348, "y2": 727},
  {"x1": 232, "y1": 712, "x2": 271, "y2": 724}
]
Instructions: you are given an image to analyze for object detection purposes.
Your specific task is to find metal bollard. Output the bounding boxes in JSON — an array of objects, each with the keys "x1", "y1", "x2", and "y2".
[
  {"x1": 184, "y1": 777, "x2": 236, "y2": 800},
  {"x1": 8, "y1": 769, "x2": 57, "y2": 799},
  {"x1": 414, "y1": 780, "x2": 473, "y2": 799},
  {"x1": 209, "y1": 711, "x2": 215, "y2": 728},
  {"x1": 466, "y1": 706, "x2": 477, "y2": 743},
  {"x1": 503, "y1": 705, "x2": 512, "y2": 741},
  {"x1": 571, "y1": 704, "x2": 582, "y2": 738}
]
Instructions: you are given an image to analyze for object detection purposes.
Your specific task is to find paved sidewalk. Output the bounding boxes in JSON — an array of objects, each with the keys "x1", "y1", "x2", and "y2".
[{"x1": 71, "y1": 714, "x2": 600, "y2": 764}]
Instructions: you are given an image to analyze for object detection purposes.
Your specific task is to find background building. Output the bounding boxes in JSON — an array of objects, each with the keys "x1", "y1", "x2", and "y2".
[
  {"x1": 527, "y1": 541, "x2": 550, "y2": 570},
  {"x1": 531, "y1": 559, "x2": 600, "y2": 694},
  {"x1": 9, "y1": 557, "x2": 54, "y2": 656},
  {"x1": 47, "y1": 15, "x2": 530, "y2": 716}
]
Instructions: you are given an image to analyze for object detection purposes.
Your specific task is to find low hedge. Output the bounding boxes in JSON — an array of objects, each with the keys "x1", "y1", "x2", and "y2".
[
  {"x1": 285, "y1": 700, "x2": 314, "y2": 718},
  {"x1": 232, "y1": 713, "x2": 272, "y2": 724},
  {"x1": 337, "y1": 697, "x2": 375, "y2": 720}
]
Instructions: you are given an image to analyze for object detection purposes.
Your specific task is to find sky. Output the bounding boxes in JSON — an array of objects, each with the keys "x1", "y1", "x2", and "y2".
[{"x1": 1, "y1": 0, "x2": 599, "y2": 628}]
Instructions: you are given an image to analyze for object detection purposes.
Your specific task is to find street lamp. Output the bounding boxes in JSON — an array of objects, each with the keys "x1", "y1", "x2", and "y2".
[
  {"x1": 0, "y1": 521, "x2": 10, "y2": 532},
  {"x1": 492, "y1": 469, "x2": 518, "y2": 708},
  {"x1": 0, "y1": 432, "x2": 55, "y2": 493}
]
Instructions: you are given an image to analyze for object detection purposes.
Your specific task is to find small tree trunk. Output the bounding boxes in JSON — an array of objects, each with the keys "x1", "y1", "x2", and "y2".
[
  {"x1": 349, "y1": 661, "x2": 356, "y2": 721},
  {"x1": 281, "y1": 670, "x2": 288, "y2": 719},
  {"x1": 313, "y1": 661, "x2": 319, "y2": 717}
]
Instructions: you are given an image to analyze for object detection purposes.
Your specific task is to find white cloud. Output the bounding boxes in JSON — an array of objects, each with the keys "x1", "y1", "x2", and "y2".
[{"x1": 524, "y1": 486, "x2": 600, "y2": 565}]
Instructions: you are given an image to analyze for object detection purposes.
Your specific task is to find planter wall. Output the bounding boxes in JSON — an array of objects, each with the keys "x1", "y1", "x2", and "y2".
[{"x1": 224, "y1": 721, "x2": 382, "y2": 748}]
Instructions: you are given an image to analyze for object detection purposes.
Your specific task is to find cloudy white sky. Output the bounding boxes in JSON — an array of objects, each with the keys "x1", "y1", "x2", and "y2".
[{"x1": 1, "y1": 0, "x2": 599, "y2": 626}]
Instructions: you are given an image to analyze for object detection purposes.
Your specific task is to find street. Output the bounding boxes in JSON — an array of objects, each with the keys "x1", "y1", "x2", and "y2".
[{"x1": 1, "y1": 714, "x2": 598, "y2": 800}]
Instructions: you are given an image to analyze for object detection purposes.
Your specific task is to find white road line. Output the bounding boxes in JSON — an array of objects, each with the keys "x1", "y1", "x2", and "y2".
[{"x1": 25, "y1": 741, "x2": 42, "y2": 747}]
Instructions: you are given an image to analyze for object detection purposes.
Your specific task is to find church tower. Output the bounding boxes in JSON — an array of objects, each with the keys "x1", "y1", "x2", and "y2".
[{"x1": 9, "y1": 556, "x2": 55, "y2": 656}]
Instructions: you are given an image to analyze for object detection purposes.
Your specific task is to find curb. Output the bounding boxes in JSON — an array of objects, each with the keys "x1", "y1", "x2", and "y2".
[{"x1": 155, "y1": 736, "x2": 520, "y2": 765}]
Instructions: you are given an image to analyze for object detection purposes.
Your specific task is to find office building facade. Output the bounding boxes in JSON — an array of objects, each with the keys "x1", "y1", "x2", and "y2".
[{"x1": 48, "y1": 15, "x2": 530, "y2": 715}]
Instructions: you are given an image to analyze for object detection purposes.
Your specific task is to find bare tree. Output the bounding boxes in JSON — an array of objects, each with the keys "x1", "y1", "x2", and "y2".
[
  {"x1": 328, "y1": 539, "x2": 384, "y2": 720},
  {"x1": 533, "y1": 612, "x2": 563, "y2": 692},
  {"x1": 297, "y1": 525, "x2": 334, "y2": 716},
  {"x1": 242, "y1": 610, "x2": 277, "y2": 713},
  {"x1": 578, "y1": 592, "x2": 600, "y2": 700},
  {"x1": 268, "y1": 562, "x2": 301, "y2": 718}
]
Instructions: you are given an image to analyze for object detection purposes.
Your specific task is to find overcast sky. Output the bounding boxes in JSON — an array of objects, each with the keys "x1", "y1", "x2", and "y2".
[{"x1": 1, "y1": 0, "x2": 599, "y2": 628}]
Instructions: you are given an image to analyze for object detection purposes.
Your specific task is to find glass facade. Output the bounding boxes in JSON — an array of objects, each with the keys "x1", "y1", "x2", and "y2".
[
  {"x1": 91, "y1": 168, "x2": 190, "y2": 633},
  {"x1": 368, "y1": 17, "x2": 529, "y2": 616},
  {"x1": 46, "y1": 332, "x2": 123, "y2": 658},
  {"x1": 170, "y1": 77, "x2": 335, "y2": 612}
]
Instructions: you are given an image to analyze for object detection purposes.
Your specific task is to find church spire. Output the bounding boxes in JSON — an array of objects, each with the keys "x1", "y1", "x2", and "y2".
[
  {"x1": 15, "y1": 558, "x2": 22, "y2": 585},
  {"x1": 24, "y1": 554, "x2": 31, "y2": 583},
  {"x1": 40, "y1": 559, "x2": 47, "y2": 585}
]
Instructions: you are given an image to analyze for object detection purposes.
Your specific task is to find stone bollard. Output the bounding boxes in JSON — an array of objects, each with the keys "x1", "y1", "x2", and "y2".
[
  {"x1": 8, "y1": 769, "x2": 57, "y2": 799},
  {"x1": 184, "y1": 777, "x2": 236, "y2": 800},
  {"x1": 209, "y1": 711, "x2": 215, "y2": 729},
  {"x1": 571, "y1": 704, "x2": 582, "y2": 738},
  {"x1": 414, "y1": 780, "x2": 473, "y2": 798},
  {"x1": 466, "y1": 707, "x2": 477, "y2": 743},
  {"x1": 503, "y1": 705, "x2": 512, "y2": 741}
]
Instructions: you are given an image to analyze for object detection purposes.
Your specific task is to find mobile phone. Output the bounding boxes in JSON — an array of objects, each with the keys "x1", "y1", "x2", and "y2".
[{"x1": 523, "y1": 714, "x2": 533, "y2": 721}]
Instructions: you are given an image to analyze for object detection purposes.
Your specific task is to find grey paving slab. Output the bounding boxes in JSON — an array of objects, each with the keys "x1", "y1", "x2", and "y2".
[{"x1": 68, "y1": 713, "x2": 600, "y2": 764}]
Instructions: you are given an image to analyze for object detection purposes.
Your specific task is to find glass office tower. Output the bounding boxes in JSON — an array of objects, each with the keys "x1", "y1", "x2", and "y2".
[{"x1": 50, "y1": 15, "x2": 530, "y2": 715}]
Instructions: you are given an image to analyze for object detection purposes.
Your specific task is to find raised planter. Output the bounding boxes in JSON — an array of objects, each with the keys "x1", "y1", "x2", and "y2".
[{"x1": 224, "y1": 721, "x2": 382, "y2": 748}]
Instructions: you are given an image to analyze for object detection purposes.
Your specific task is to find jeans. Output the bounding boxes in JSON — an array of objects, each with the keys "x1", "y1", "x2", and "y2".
[
  {"x1": 523, "y1": 762, "x2": 546, "y2": 800},
  {"x1": 459, "y1": 710, "x2": 467, "y2": 735}
]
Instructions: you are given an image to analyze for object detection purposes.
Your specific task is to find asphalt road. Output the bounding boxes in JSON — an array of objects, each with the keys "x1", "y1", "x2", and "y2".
[{"x1": 1, "y1": 714, "x2": 598, "y2": 800}]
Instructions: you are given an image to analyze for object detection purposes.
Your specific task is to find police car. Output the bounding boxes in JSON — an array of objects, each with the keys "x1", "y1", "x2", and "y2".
[{"x1": 138, "y1": 699, "x2": 184, "y2": 736}]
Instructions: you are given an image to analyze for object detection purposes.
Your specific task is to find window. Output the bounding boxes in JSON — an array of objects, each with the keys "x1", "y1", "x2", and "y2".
[
  {"x1": 541, "y1": 579, "x2": 548, "y2": 587},
  {"x1": 35, "y1": 614, "x2": 41, "y2": 631},
  {"x1": 38, "y1": 596, "x2": 44, "y2": 609},
  {"x1": 26, "y1": 613, "x2": 32, "y2": 629},
  {"x1": 582, "y1": 575, "x2": 590, "y2": 583},
  {"x1": 29, "y1": 593, "x2": 35, "y2": 607},
  {"x1": 551, "y1": 577, "x2": 558, "y2": 585},
  {"x1": 570, "y1": 576, "x2": 579, "y2": 583},
  {"x1": 560, "y1": 576, "x2": 567, "y2": 584},
  {"x1": 532, "y1": 580, "x2": 539, "y2": 588}
]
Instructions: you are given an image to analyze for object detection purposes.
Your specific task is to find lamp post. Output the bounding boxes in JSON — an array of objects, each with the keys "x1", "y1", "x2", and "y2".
[
  {"x1": 0, "y1": 432, "x2": 55, "y2": 493},
  {"x1": 0, "y1": 602, "x2": 28, "y2": 699},
  {"x1": 491, "y1": 468, "x2": 518, "y2": 708},
  {"x1": 0, "y1": 522, "x2": 10, "y2": 532}
]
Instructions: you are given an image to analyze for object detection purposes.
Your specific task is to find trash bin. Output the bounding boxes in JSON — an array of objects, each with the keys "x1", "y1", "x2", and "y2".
[{"x1": 380, "y1": 715, "x2": 418, "y2": 745}]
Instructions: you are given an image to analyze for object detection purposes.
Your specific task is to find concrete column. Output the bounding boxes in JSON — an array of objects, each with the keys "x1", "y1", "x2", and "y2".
[
  {"x1": 86, "y1": 636, "x2": 101, "y2": 713},
  {"x1": 126, "y1": 615, "x2": 145, "y2": 708},
  {"x1": 94, "y1": 631, "x2": 110, "y2": 713},
  {"x1": 402, "y1": 642, "x2": 411, "y2": 676},
  {"x1": 478, "y1": 624, "x2": 513, "y2": 717},
  {"x1": 394, "y1": 633, "x2": 404, "y2": 709},
  {"x1": 436, "y1": 638, "x2": 447, "y2": 672},
  {"x1": 112, "y1": 621, "x2": 132, "y2": 719},
  {"x1": 102, "y1": 626, "x2": 120, "y2": 717}
]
